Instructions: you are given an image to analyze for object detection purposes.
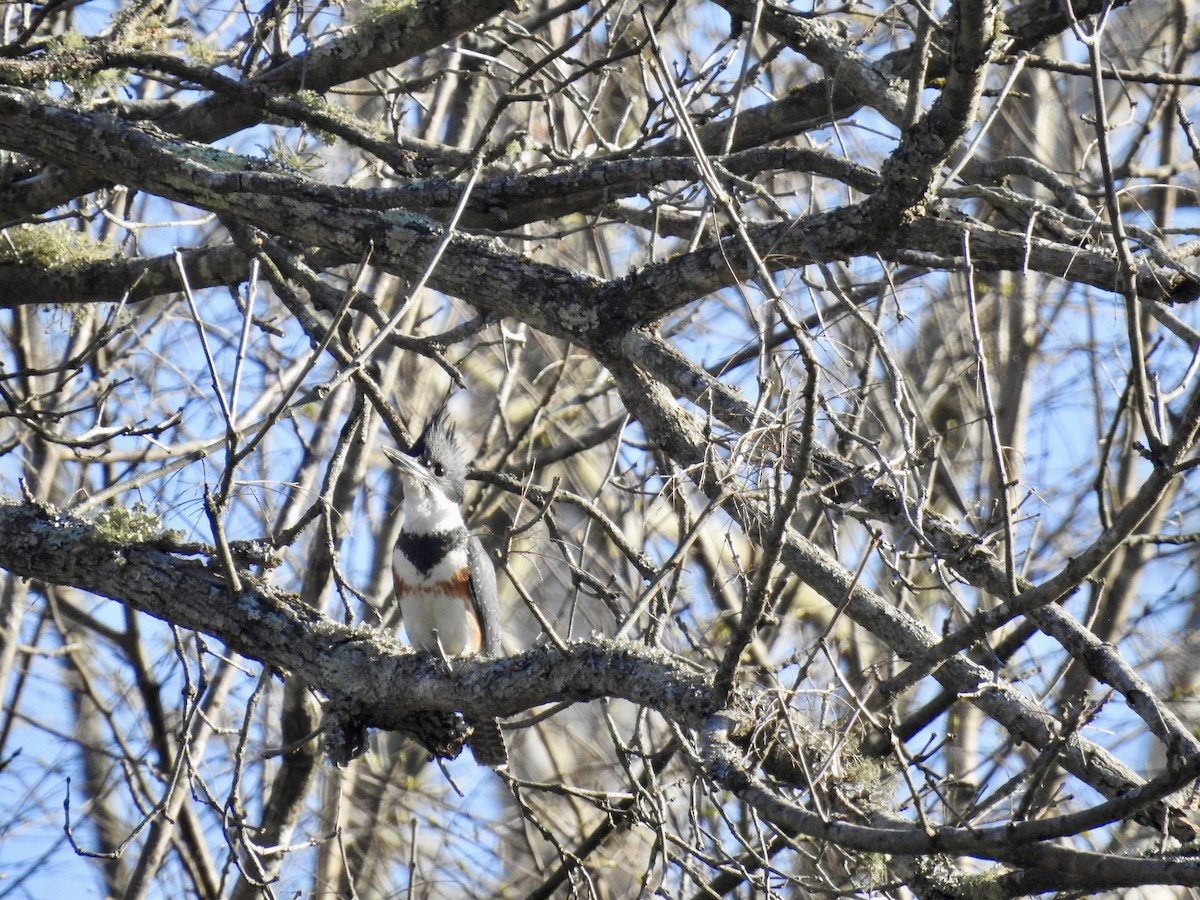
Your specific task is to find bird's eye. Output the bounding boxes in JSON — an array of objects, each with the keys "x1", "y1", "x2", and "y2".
[{"x1": 432, "y1": 463, "x2": 445, "y2": 477}]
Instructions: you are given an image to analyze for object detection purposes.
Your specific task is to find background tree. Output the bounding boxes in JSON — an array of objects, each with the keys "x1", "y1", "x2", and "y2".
[{"x1": 2, "y1": 0, "x2": 1200, "y2": 896}]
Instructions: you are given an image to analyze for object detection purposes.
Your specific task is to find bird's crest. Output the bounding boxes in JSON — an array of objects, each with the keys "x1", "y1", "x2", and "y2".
[{"x1": 407, "y1": 406, "x2": 468, "y2": 497}]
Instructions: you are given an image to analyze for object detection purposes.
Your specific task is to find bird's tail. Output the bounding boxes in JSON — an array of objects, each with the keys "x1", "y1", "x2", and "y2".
[{"x1": 467, "y1": 717, "x2": 507, "y2": 768}]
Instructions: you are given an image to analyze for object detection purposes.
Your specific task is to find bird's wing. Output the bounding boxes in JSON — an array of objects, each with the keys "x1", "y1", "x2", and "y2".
[{"x1": 467, "y1": 535, "x2": 502, "y2": 657}]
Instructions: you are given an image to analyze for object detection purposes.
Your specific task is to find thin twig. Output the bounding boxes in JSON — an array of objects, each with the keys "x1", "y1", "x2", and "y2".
[{"x1": 963, "y1": 230, "x2": 1018, "y2": 597}]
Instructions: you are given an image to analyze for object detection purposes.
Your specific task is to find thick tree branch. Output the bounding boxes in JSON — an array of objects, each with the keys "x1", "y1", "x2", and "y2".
[
  {"x1": 0, "y1": 0, "x2": 516, "y2": 220},
  {"x1": 0, "y1": 500, "x2": 713, "y2": 730}
]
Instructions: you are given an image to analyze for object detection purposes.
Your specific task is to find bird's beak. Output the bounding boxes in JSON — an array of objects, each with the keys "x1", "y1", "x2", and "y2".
[{"x1": 382, "y1": 445, "x2": 430, "y2": 486}]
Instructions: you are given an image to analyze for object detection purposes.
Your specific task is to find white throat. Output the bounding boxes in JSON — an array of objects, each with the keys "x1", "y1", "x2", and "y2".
[{"x1": 402, "y1": 485, "x2": 465, "y2": 534}]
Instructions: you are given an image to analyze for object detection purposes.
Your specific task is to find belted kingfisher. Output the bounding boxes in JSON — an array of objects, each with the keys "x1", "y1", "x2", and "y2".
[{"x1": 381, "y1": 406, "x2": 507, "y2": 768}]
